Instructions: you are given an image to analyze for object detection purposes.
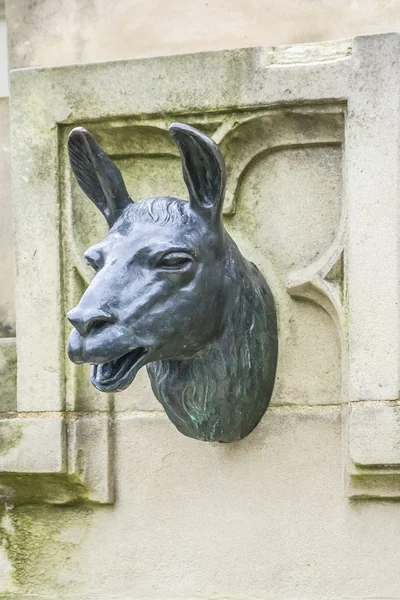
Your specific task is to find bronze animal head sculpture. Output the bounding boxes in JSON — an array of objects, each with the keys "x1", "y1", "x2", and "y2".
[{"x1": 67, "y1": 123, "x2": 278, "y2": 442}]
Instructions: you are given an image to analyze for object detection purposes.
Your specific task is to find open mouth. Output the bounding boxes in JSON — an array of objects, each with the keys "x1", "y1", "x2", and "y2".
[{"x1": 91, "y1": 347, "x2": 148, "y2": 392}]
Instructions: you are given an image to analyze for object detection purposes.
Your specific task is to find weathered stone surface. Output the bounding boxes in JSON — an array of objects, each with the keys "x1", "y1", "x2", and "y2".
[
  {"x1": 67, "y1": 414, "x2": 114, "y2": 504},
  {"x1": 0, "y1": 98, "x2": 15, "y2": 339},
  {"x1": 346, "y1": 403, "x2": 400, "y2": 498},
  {"x1": 349, "y1": 404, "x2": 400, "y2": 467},
  {"x1": 7, "y1": 0, "x2": 400, "y2": 70},
  {"x1": 0, "y1": 416, "x2": 65, "y2": 474},
  {"x1": 0, "y1": 14, "x2": 7, "y2": 97},
  {"x1": 0, "y1": 338, "x2": 16, "y2": 412},
  {"x1": 0, "y1": 100, "x2": 16, "y2": 415},
  {"x1": 57, "y1": 409, "x2": 345, "y2": 599},
  {"x1": 0, "y1": 412, "x2": 112, "y2": 505},
  {"x1": 2, "y1": 409, "x2": 400, "y2": 599}
]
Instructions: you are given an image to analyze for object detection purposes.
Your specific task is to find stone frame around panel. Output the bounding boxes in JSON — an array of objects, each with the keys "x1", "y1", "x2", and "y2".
[
  {"x1": 59, "y1": 106, "x2": 344, "y2": 417},
  {"x1": 2, "y1": 33, "x2": 400, "y2": 503}
]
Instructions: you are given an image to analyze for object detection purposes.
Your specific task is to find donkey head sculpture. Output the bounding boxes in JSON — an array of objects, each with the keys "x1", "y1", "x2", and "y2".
[{"x1": 67, "y1": 123, "x2": 278, "y2": 442}]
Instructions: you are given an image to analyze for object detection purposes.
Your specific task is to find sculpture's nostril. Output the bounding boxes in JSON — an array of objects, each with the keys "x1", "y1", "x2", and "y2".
[{"x1": 67, "y1": 308, "x2": 115, "y2": 338}]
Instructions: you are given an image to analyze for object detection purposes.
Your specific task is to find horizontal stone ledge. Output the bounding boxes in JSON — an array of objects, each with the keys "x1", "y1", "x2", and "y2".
[
  {"x1": 347, "y1": 472, "x2": 400, "y2": 499},
  {"x1": 0, "y1": 414, "x2": 113, "y2": 505},
  {"x1": 0, "y1": 472, "x2": 90, "y2": 505},
  {"x1": 346, "y1": 403, "x2": 400, "y2": 499},
  {"x1": 0, "y1": 405, "x2": 344, "y2": 419}
]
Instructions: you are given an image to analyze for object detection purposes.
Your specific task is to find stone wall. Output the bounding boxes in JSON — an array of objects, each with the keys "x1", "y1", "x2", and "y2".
[
  {"x1": 7, "y1": 0, "x2": 400, "y2": 69},
  {"x1": 0, "y1": 18, "x2": 8, "y2": 97},
  {"x1": 1, "y1": 33, "x2": 400, "y2": 600},
  {"x1": 0, "y1": 96, "x2": 15, "y2": 415},
  {"x1": 0, "y1": 97, "x2": 13, "y2": 335}
]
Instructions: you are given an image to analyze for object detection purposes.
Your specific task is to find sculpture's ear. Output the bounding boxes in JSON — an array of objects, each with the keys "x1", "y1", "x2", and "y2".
[
  {"x1": 68, "y1": 127, "x2": 133, "y2": 228},
  {"x1": 169, "y1": 123, "x2": 226, "y2": 225}
]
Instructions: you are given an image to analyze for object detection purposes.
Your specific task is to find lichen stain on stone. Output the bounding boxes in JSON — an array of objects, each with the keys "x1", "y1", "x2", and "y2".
[
  {"x1": 0, "y1": 504, "x2": 93, "y2": 593},
  {"x1": 0, "y1": 423, "x2": 22, "y2": 456},
  {"x1": 0, "y1": 473, "x2": 92, "y2": 506},
  {"x1": 0, "y1": 324, "x2": 15, "y2": 339},
  {"x1": 0, "y1": 512, "x2": 14, "y2": 594}
]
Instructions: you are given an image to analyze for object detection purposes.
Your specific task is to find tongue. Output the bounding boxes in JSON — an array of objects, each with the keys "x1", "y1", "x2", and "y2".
[
  {"x1": 95, "y1": 348, "x2": 147, "y2": 385},
  {"x1": 102, "y1": 362, "x2": 115, "y2": 379},
  {"x1": 98, "y1": 353, "x2": 131, "y2": 382}
]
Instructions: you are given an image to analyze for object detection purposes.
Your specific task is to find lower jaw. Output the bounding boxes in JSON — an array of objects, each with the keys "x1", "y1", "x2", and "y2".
[
  {"x1": 91, "y1": 364, "x2": 138, "y2": 392},
  {"x1": 90, "y1": 348, "x2": 148, "y2": 393}
]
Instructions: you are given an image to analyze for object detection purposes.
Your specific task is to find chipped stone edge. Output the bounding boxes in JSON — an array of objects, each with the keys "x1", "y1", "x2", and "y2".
[{"x1": 259, "y1": 38, "x2": 353, "y2": 68}]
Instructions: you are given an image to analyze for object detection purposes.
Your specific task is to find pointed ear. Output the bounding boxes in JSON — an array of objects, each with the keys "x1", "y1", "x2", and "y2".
[
  {"x1": 68, "y1": 127, "x2": 133, "y2": 228},
  {"x1": 169, "y1": 123, "x2": 226, "y2": 225}
]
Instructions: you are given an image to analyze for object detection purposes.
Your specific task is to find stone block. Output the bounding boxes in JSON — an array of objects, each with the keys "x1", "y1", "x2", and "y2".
[
  {"x1": 67, "y1": 414, "x2": 114, "y2": 504},
  {"x1": 0, "y1": 416, "x2": 65, "y2": 473},
  {"x1": 0, "y1": 98, "x2": 15, "y2": 339},
  {"x1": 349, "y1": 404, "x2": 400, "y2": 467},
  {"x1": 0, "y1": 338, "x2": 16, "y2": 412}
]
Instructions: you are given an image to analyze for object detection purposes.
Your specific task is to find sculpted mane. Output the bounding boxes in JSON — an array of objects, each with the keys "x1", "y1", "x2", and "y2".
[
  {"x1": 147, "y1": 235, "x2": 278, "y2": 442},
  {"x1": 120, "y1": 197, "x2": 192, "y2": 226}
]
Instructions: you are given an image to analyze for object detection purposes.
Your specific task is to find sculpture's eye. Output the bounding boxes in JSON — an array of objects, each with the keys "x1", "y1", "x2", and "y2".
[{"x1": 157, "y1": 252, "x2": 193, "y2": 270}]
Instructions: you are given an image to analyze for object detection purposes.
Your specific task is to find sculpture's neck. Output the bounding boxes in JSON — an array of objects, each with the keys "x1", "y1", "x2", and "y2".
[{"x1": 147, "y1": 238, "x2": 277, "y2": 442}]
